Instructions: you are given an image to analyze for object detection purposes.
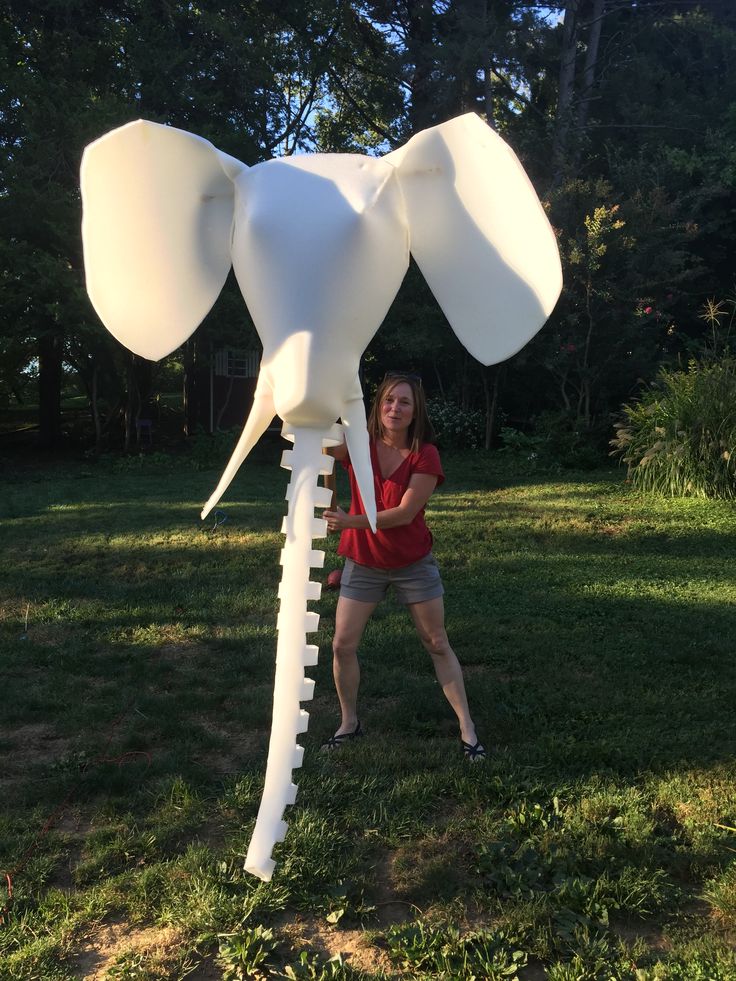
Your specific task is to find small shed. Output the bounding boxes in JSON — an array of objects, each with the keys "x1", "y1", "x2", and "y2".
[{"x1": 209, "y1": 348, "x2": 261, "y2": 431}]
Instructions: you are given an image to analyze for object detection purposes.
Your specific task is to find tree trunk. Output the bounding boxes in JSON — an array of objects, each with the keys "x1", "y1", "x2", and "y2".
[
  {"x1": 91, "y1": 362, "x2": 102, "y2": 452},
  {"x1": 216, "y1": 376, "x2": 235, "y2": 431},
  {"x1": 432, "y1": 361, "x2": 446, "y2": 400},
  {"x1": 578, "y1": 280, "x2": 595, "y2": 427},
  {"x1": 124, "y1": 352, "x2": 139, "y2": 452},
  {"x1": 460, "y1": 351, "x2": 470, "y2": 410},
  {"x1": 575, "y1": 0, "x2": 605, "y2": 151},
  {"x1": 407, "y1": 0, "x2": 436, "y2": 133},
  {"x1": 484, "y1": 61, "x2": 495, "y2": 130},
  {"x1": 183, "y1": 339, "x2": 197, "y2": 436},
  {"x1": 37, "y1": 331, "x2": 63, "y2": 450},
  {"x1": 183, "y1": 335, "x2": 209, "y2": 436},
  {"x1": 551, "y1": 0, "x2": 580, "y2": 186},
  {"x1": 482, "y1": 363, "x2": 504, "y2": 450}
]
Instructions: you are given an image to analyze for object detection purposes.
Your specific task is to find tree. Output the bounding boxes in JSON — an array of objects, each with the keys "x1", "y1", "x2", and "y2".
[{"x1": 0, "y1": 0, "x2": 404, "y2": 447}]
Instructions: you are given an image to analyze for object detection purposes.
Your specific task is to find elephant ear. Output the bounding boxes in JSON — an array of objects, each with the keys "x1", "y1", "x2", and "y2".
[
  {"x1": 81, "y1": 119, "x2": 245, "y2": 360},
  {"x1": 385, "y1": 113, "x2": 562, "y2": 366}
]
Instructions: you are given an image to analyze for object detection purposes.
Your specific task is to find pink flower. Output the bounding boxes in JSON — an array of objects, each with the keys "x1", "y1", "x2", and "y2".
[{"x1": 644, "y1": 306, "x2": 653, "y2": 315}]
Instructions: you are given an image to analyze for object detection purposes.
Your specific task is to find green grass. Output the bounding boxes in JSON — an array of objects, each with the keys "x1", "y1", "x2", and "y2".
[{"x1": 1, "y1": 450, "x2": 736, "y2": 979}]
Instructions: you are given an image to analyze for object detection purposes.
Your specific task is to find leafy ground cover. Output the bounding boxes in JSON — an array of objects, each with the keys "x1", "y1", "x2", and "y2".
[{"x1": 1, "y1": 449, "x2": 735, "y2": 980}]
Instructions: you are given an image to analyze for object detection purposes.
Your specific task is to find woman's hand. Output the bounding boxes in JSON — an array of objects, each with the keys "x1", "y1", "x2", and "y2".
[{"x1": 324, "y1": 507, "x2": 351, "y2": 533}]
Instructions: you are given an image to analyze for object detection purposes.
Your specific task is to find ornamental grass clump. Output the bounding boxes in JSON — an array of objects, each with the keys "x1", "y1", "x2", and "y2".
[{"x1": 611, "y1": 357, "x2": 736, "y2": 498}]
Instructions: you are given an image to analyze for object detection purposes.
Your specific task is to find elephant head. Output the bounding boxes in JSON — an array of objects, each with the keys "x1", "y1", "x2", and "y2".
[{"x1": 80, "y1": 113, "x2": 562, "y2": 879}]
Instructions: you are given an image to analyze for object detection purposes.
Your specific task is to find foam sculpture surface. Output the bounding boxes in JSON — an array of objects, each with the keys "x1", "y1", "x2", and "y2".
[{"x1": 81, "y1": 113, "x2": 562, "y2": 880}]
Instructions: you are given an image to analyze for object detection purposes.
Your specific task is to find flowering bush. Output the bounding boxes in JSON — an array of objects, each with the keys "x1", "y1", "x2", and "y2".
[
  {"x1": 427, "y1": 399, "x2": 485, "y2": 449},
  {"x1": 611, "y1": 357, "x2": 736, "y2": 498}
]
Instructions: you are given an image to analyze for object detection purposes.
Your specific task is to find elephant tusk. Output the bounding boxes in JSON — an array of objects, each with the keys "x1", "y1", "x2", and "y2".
[
  {"x1": 341, "y1": 389, "x2": 377, "y2": 533},
  {"x1": 201, "y1": 380, "x2": 276, "y2": 520}
]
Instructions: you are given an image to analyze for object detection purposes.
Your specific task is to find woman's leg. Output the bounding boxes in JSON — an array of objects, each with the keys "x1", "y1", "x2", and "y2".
[
  {"x1": 331, "y1": 595, "x2": 377, "y2": 735},
  {"x1": 407, "y1": 596, "x2": 479, "y2": 746}
]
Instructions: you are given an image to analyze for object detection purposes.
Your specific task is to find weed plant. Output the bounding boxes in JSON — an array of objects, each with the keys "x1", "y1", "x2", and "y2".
[{"x1": 1, "y1": 452, "x2": 735, "y2": 978}]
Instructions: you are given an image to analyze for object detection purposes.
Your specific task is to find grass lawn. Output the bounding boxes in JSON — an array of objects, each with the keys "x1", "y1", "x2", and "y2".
[{"x1": 1, "y1": 449, "x2": 735, "y2": 980}]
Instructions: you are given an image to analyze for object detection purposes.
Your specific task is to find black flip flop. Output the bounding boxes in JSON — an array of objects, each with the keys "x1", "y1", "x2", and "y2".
[
  {"x1": 461, "y1": 738, "x2": 487, "y2": 762},
  {"x1": 321, "y1": 720, "x2": 363, "y2": 751}
]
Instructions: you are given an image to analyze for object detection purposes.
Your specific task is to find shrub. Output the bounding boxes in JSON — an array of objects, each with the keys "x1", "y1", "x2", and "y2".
[
  {"x1": 531, "y1": 410, "x2": 610, "y2": 470},
  {"x1": 107, "y1": 450, "x2": 182, "y2": 473},
  {"x1": 611, "y1": 357, "x2": 736, "y2": 498},
  {"x1": 187, "y1": 427, "x2": 244, "y2": 471},
  {"x1": 427, "y1": 398, "x2": 485, "y2": 449},
  {"x1": 498, "y1": 425, "x2": 549, "y2": 462}
]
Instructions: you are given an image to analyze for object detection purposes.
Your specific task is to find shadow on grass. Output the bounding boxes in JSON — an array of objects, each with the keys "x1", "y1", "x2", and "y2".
[
  {"x1": 2, "y1": 461, "x2": 735, "y2": 783},
  {"x1": 2, "y1": 459, "x2": 736, "y2": 978}
]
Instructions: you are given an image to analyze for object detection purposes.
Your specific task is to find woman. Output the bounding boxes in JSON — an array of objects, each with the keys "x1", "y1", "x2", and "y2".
[{"x1": 322, "y1": 372, "x2": 486, "y2": 761}]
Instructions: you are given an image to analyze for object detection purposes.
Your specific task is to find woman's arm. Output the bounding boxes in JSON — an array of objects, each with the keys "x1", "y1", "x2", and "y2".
[
  {"x1": 324, "y1": 473, "x2": 438, "y2": 532},
  {"x1": 324, "y1": 439, "x2": 348, "y2": 462}
]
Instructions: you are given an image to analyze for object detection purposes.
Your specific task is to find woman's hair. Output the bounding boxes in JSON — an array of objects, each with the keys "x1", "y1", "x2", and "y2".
[{"x1": 367, "y1": 372, "x2": 436, "y2": 452}]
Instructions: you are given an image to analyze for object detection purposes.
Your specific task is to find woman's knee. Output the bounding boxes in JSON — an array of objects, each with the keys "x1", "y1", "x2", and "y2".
[
  {"x1": 422, "y1": 629, "x2": 451, "y2": 657},
  {"x1": 332, "y1": 634, "x2": 359, "y2": 661}
]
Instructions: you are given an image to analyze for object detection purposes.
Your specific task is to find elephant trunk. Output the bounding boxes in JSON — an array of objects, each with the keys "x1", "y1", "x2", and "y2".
[{"x1": 244, "y1": 424, "x2": 339, "y2": 880}]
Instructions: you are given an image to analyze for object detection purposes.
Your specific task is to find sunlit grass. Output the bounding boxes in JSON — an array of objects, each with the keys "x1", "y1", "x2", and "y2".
[{"x1": 1, "y1": 452, "x2": 736, "y2": 978}]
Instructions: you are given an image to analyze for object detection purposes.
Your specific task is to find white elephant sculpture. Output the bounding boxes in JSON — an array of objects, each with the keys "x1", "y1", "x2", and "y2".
[{"x1": 80, "y1": 113, "x2": 562, "y2": 880}]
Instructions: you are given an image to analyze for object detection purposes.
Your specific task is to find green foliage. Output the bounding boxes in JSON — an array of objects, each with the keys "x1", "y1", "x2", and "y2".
[
  {"x1": 279, "y1": 951, "x2": 349, "y2": 980},
  {"x1": 217, "y1": 925, "x2": 279, "y2": 980},
  {"x1": 104, "y1": 451, "x2": 184, "y2": 474},
  {"x1": 0, "y1": 0, "x2": 404, "y2": 447},
  {"x1": 497, "y1": 426, "x2": 551, "y2": 469},
  {"x1": 611, "y1": 357, "x2": 736, "y2": 498},
  {"x1": 427, "y1": 398, "x2": 484, "y2": 450},
  {"x1": 538, "y1": 179, "x2": 648, "y2": 431},
  {"x1": 105, "y1": 951, "x2": 151, "y2": 979},
  {"x1": 496, "y1": 416, "x2": 605, "y2": 472},
  {"x1": 703, "y1": 859, "x2": 736, "y2": 927},
  {"x1": 532, "y1": 412, "x2": 609, "y2": 470},
  {"x1": 1, "y1": 459, "x2": 736, "y2": 976},
  {"x1": 186, "y1": 427, "x2": 246, "y2": 472},
  {"x1": 385, "y1": 920, "x2": 528, "y2": 979}
]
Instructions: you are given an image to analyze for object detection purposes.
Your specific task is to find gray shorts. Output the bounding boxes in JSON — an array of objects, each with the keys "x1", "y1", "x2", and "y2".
[{"x1": 340, "y1": 553, "x2": 444, "y2": 606}]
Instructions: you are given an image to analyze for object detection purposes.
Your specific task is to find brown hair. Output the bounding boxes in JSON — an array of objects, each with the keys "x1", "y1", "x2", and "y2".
[{"x1": 367, "y1": 373, "x2": 436, "y2": 453}]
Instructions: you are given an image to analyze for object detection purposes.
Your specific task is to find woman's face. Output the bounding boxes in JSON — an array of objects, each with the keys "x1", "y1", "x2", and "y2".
[{"x1": 381, "y1": 381, "x2": 415, "y2": 437}]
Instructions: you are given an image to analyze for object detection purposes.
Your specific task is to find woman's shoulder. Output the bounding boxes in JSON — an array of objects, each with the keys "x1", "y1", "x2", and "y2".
[
  {"x1": 415, "y1": 441, "x2": 441, "y2": 462},
  {"x1": 411, "y1": 442, "x2": 444, "y2": 480}
]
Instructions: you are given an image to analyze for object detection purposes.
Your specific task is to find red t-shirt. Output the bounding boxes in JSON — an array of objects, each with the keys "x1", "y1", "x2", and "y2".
[{"x1": 338, "y1": 441, "x2": 445, "y2": 570}]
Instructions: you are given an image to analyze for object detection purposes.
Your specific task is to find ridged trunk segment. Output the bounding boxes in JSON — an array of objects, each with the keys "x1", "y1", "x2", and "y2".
[{"x1": 244, "y1": 425, "x2": 339, "y2": 880}]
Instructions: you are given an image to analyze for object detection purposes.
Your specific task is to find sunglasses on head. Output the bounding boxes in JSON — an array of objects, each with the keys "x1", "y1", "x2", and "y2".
[{"x1": 383, "y1": 371, "x2": 422, "y2": 386}]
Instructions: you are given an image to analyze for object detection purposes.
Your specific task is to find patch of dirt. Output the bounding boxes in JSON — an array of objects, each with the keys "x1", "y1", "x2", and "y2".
[
  {"x1": 156, "y1": 640, "x2": 204, "y2": 661},
  {"x1": 16, "y1": 622, "x2": 74, "y2": 647},
  {"x1": 589, "y1": 516, "x2": 636, "y2": 536},
  {"x1": 371, "y1": 850, "x2": 416, "y2": 927},
  {"x1": 385, "y1": 836, "x2": 468, "y2": 908},
  {"x1": 71, "y1": 920, "x2": 187, "y2": 980},
  {"x1": 518, "y1": 959, "x2": 548, "y2": 979},
  {"x1": 47, "y1": 812, "x2": 95, "y2": 889},
  {"x1": 0, "y1": 722, "x2": 72, "y2": 773},
  {"x1": 0, "y1": 602, "x2": 67, "y2": 640},
  {"x1": 610, "y1": 915, "x2": 669, "y2": 954},
  {"x1": 279, "y1": 914, "x2": 393, "y2": 976},
  {"x1": 184, "y1": 955, "x2": 222, "y2": 980},
  {"x1": 189, "y1": 818, "x2": 228, "y2": 851},
  {"x1": 191, "y1": 721, "x2": 266, "y2": 775}
]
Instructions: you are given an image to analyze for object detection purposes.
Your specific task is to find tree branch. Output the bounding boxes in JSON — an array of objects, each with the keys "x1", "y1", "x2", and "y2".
[{"x1": 326, "y1": 68, "x2": 396, "y2": 144}]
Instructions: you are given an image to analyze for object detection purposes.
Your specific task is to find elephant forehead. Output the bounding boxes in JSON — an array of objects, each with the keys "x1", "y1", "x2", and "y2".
[{"x1": 240, "y1": 153, "x2": 398, "y2": 215}]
